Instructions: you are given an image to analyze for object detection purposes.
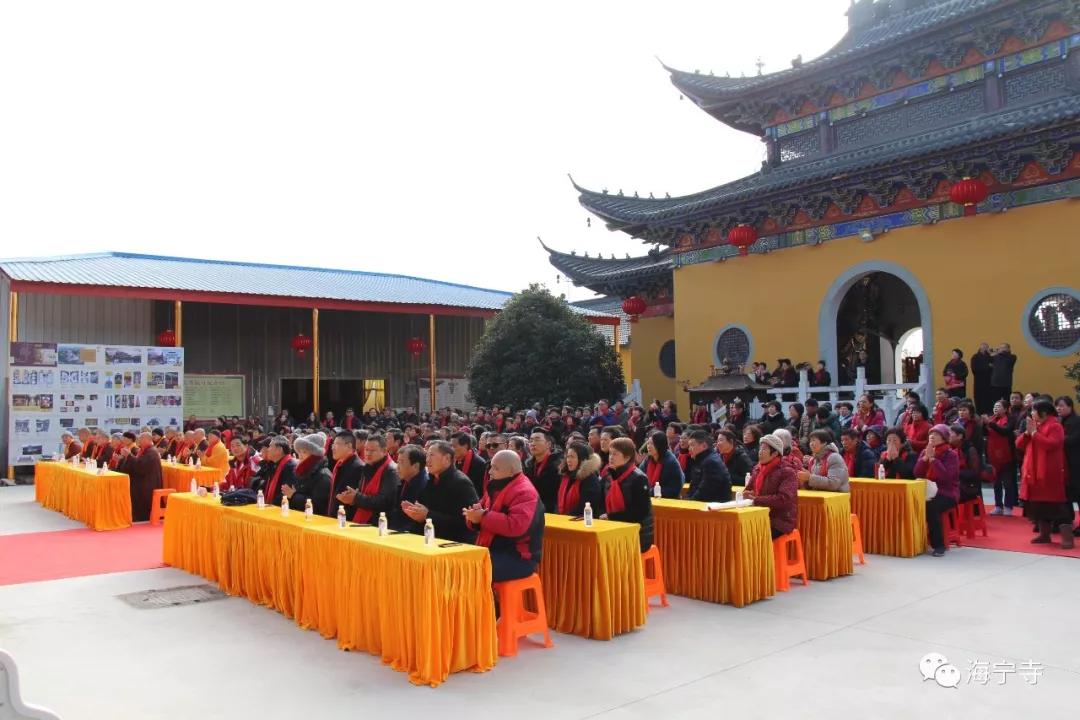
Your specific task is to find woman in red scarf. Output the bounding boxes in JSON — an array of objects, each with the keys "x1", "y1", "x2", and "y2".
[
  {"x1": 903, "y1": 404, "x2": 931, "y2": 452},
  {"x1": 914, "y1": 425, "x2": 960, "y2": 557},
  {"x1": 600, "y1": 438, "x2": 654, "y2": 551},
  {"x1": 555, "y1": 442, "x2": 602, "y2": 516},
  {"x1": 743, "y1": 434, "x2": 797, "y2": 538},
  {"x1": 1016, "y1": 400, "x2": 1072, "y2": 547}
]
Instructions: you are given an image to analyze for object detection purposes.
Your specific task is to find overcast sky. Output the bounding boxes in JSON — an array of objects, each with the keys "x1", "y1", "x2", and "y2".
[{"x1": 1, "y1": 0, "x2": 850, "y2": 302}]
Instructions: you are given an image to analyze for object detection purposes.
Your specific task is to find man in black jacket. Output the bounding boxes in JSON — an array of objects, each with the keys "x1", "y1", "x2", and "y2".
[
  {"x1": 338, "y1": 434, "x2": 400, "y2": 524},
  {"x1": 452, "y1": 431, "x2": 488, "y2": 496},
  {"x1": 254, "y1": 436, "x2": 297, "y2": 506},
  {"x1": 686, "y1": 430, "x2": 732, "y2": 502},
  {"x1": 326, "y1": 431, "x2": 364, "y2": 516},
  {"x1": 990, "y1": 343, "x2": 1017, "y2": 408},
  {"x1": 402, "y1": 440, "x2": 478, "y2": 542},
  {"x1": 971, "y1": 342, "x2": 994, "y2": 414},
  {"x1": 525, "y1": 430, "x2": 563, "y2": 513}
]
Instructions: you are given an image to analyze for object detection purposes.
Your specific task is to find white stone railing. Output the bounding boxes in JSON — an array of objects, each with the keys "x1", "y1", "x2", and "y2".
[{"x1": 749, "y1": 366, "x2": 930, "y2": 424}]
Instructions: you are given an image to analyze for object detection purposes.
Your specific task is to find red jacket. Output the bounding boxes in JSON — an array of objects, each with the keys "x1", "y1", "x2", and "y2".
[
  {"x1": 226, "y1": 452, "x2": 260, "y2": 489},
  {"x1": 1016, "y1": 416, "x2": 1067, "y2": 503},
  {"x1": 751, "y1": 460, "x2": 798, "y2": 536},
  {"x1": 903, "y1": 419, "x2": 930, "y2": 453}
]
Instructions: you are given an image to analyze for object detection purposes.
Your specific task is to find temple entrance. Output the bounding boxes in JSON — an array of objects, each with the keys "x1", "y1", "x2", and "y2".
[{"x1": 819, "y1": 261, "x2": 931, "y2": 402}]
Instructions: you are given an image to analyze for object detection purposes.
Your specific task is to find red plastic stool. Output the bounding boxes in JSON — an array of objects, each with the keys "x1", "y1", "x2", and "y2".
[
  {"x1": 958, "y1": 498, "x2": 988, "y2": 538},
  {"x1": 493, "y1": 573, "x2": 553, "y2": 657},
  {"x1": 150, "y1": 488, "x2": 176, "y2": 526},
  {"x1": 641, "y1": 544, "x2": 669, "y2": 610},
  {"x1": 940, "y1": 507, "x2": 963, "y2": 548},
  {"x1": 772, "y1": 529, "x2": 809, "y2": 591}
]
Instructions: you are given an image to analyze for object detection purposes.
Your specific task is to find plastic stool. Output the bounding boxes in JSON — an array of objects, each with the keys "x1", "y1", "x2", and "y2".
[
  {"x1": 150, "y1": 488, "x2": 176, "y2": 526},
  {"x1": 493, "y1": 573, "x2": 553, "y2": 657},
  {"x1": 641, "y1": 544, "x2": 668, "y2": 610},
  {"x1": 941, "y1": 507, "x2": 963, "y2": 548},
  {"x1": 772, "y1": 529, "x2": 810, "y2": 591},
  {"x1": 851, "y1": 513, "x2": 866, "y2": 565},
  {"x1": 959, "y1": 499, "x2": 988, "y2": 538}
]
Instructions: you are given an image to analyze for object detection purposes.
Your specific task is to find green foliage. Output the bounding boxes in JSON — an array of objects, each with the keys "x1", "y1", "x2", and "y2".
[
  {"x1": 467, "y1": 285, "x2": 625, "y2": 408},
  {"x1": 1066, "y1": 352, "x2": 1080, "y2": 398}
]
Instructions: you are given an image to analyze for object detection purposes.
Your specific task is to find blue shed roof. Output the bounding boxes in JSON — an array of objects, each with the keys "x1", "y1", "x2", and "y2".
[{"x1": 0, "y1": 252, "x2": 615, "y2": 320}]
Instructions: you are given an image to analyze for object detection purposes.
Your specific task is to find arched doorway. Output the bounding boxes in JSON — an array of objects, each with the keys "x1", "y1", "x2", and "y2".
[{"x1": 818, "y1": 261, "x2": 932, "y2": 402}]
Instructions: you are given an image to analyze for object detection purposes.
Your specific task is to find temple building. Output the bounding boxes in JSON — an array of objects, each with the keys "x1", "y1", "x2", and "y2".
[{"x1": 549, "y1": 0, "x2": 1080, "y2": 405}]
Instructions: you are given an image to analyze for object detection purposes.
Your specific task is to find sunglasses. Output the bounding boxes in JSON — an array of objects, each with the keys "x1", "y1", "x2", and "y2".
[{"x1": 486, "y1": 443, "x2": 503, "y2": 450}]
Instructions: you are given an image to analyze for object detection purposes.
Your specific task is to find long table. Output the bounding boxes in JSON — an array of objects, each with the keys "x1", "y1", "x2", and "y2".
[
  {"x1": 163, "y1": 493, "x2": 496, "y2": 687},
  {"x1": 539, "y1": 514, "x2": 646, "y2": 640},
  {"x1": 849, "y1": 478, "x2": 927, "y2": 557},
  {"x1": 796, "y1": 490, "x2": 853, "y2": 581},
  {"x1": 34, "y1": 460, "x2": 132, "y2": 531},
  {"x1": 651, "y1": 499, "x2": 774, "y2": 607},
  {"x1": 160, "y1": 461, "x2": 226, "y2": 492}
]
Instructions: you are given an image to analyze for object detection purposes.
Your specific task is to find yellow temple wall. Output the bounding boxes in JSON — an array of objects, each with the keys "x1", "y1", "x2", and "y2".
[
  {"x1": 627, "y1": 314, "x2": 680, "y2": 407},
  {"x1": 665, "y1": 199, "x2": 1080, "y2": 402}
]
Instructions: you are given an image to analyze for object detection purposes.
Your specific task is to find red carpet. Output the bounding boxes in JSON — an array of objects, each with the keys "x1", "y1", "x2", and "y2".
[
  {"x1": 0, "y1": 524, "x2": 165, "y2": 585},
  {"x1": 961, "y1": 509, "x2": 1080, "y2": 559}
]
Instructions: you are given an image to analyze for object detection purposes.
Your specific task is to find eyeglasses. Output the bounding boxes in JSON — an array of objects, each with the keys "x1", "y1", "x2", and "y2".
[{"x1": 486, "y1": 443, "x2": 503, "y2": 450}]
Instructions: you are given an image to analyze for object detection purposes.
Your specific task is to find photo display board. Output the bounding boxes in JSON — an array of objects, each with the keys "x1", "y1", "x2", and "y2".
[{"x1": 8, "y1": 342, "x2": 184, "y2": 465}]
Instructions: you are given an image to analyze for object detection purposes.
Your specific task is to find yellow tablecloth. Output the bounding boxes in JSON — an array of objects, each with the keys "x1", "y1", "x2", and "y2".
[
  {"x1": 850, "y1": 478, "x2": 927, "y2": 557},
  {"x1": 34, "y1": 460, "x2": 132, "y2": 531},
  {"x1": 651, "y1": 499, "x2": 774, "y2": 607},
  {"x1": 796, "y1": 490, "x2": 853, "y2": 581},
  {"x1": 163, "y1": 494, "x2": 496, "y2": 687},
  {"x1": 539, "y1": 514, "x2": 646, "y2": 640},
  {"x1": 160, "y1": 462, "x2": 226, "y2": 492}
]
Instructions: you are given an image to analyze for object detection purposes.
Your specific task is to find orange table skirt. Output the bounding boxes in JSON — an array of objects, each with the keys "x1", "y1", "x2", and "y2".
[
  {"x1": 850, "y1": 478, "x2": 928, "y2": 557},
  {"x1": 796, "y1": 491, "x2": 854, "y2": 581},
  {"x1": 651, "y1": 500, "x2": 774, "y2": 607},
  {"x1": 160, "y1": 462, "x2": 226, "y2": 492},
  {"x1": 34, "y1": 461, "x2": 132, "y2": 531},
  {"x1": 163, "y1": 494, "x2": 496, "y2": 687},
  {"x1": 540, "y1": 514, "x2": 646, "y2": 640}
]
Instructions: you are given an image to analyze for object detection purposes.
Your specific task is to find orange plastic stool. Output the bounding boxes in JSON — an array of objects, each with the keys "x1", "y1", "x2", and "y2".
[
  {"x1": 958, "y1": 499, "x2": 988, "y2": 538},
  {"x1": 150, "y1": 488, "x2": 176, "y2": 526},
  {"x1": 851, "y1": 513, "x2": 866, "y2": 565},
  {"x1": 940, "y1": 507, "x2": 963, "y2": 548},
  {"x1": 493, "y1": 573, "x2": 553, "y2": 657},
  {"x1": 641, "y1": 544, "x2": 669, "y2": 610},
  {"x1": 772, "y1": 529, "x2": 809, "y2": 591}
]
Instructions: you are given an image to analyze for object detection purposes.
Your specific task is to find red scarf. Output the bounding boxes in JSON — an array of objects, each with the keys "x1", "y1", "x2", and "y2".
[
  {"x1": 557, "y1": 473, "x2": 581, "y2": 514},
  {"x1": 604, "y1": 464, "x2": 636, "y2": 515},
  {"x1": 457, "y1": 450, "x2": 474, "y2": 477},
  {"x1": 264, "y1": 456, "x2": 293, "y2": 502},
  {"x1": 531, "y1": 452, "x2": 552, "y2": 481},
  {"x1": 353, "y1": 456, "x2": 389, "y2": 524},
  {"x1": 108, "y1": 447, "x2": 122, "y2": 469},
  {"x1": 327, "y1": 453, "x2": 358, "y2": 514},
  {"x1": 678, "y1": 452, "x2": 689, "y2": 472},
  {"x1": 476, "y1": 473, "x2": 522, "y2": 548},
  {"x1": 811, "y1": 447, "x2": 835, "y2": 477},
  {"x1": 754, "y1": 456, "x2": 781, "y2": 494},
  {"x1": 923, "y1": 444, "x2": 949, "y2": 480},
  {"x1": 645, "y1": 458, "x2": 661, "y2": 489},
  {"x1": 843, "y1": 447, "x2": 857, "y2": 477},
  {"x1": 92, "y1": 442, "x2": 105, "y2": 460}
]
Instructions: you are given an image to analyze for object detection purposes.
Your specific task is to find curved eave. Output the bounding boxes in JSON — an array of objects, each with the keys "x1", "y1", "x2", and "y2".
[{"x1": 542, "y1": 242, "x2": 673, "y2": 292}]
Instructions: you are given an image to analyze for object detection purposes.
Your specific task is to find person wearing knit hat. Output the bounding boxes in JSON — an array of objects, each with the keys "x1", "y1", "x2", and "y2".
[
  {"x1": 283, "y1": 432, "x2": 332, "y2": 515},
  {"x1": 760, "y1": 434, "x2": 784, "y2": 456},
  {"x1": 916, "y1": 423, "x2": 961, "y2": 556},
  {"x1": 744, "y1": 431, "x2": 798, "y2": 539},
  {"x1": 929, "y1": 424, "x2": 952, "y2": 442}
]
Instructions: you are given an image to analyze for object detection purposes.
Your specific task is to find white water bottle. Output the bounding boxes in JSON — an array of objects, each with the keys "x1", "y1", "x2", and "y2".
[
  {"x1": 424, "y1": 518, "x2": 435, "y2": 545},
  {"x1": 189, "y1": 477, "x2": 197, "y2": 494},
  {"x1": 257, "y1": 489, "x2": 265, "y2": 509},
  {"x1": 583, "y1": 502, "x2": 594, "y2": 527},
  {"x1": 744, "y1": 472, "x2": 751, "y2": 487},
  {"x1": 304, "y1": 498, "x2": 313, "y2": 521},
  {"x1": 281, "y1": 495, "x2": 290, "y2": 517},
  {"x1": 878, "y1": 464, "x2": 886, "y2": 480},
  {"x1": 195, "y1": 457, "x2": 201, "y2": 468},
  {"x1": 188, "y1": 456, "x2": 194, "y2": 466},
  {"x1": 97, "y1": 465, "x2": 105, "y2": 476},
  {"x1": 653, "y1": 482, "x2": 662, "y2": 498},
  {"x1": 212, "y1": 481, "x2": 220, "y2": 498},
  {"x1": 337, "y1": 505, "x2": 346, "y2": 528},
  {"x1": 378, "y1": 512, "x2": 388, "y2": 536}
]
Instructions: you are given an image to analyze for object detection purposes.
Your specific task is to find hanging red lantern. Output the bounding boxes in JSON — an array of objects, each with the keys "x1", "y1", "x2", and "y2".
[
  {"x1": 622, "y1": 295, "x2": 647, "y2": 323},
  {"x1": 406, "y1": 336, "x2": 427, "y2": 357},
  {"x1": 156, "y1": 329, "x2": 176, "y2": 347},
  {"x1": 727, "y1": 224, "x2": 758, "y2": 256},
  {"x1": 949, "y1": 177, "x2": 988, "y2": 216},
  {"x1": 290, "y1": 333, "x2": 312, "y2": 357}
]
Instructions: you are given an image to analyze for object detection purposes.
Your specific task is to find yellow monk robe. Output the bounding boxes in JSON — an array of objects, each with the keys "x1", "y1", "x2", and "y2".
[{"x1": 203, "y1": 440, "x2": 229, "y2": 471}]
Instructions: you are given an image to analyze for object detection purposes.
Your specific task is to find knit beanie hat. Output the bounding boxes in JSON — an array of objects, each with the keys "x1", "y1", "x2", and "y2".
[
  {"x1": 294, "y1": 432, "x2": 327, "y2": 456},
  {"x1": 772, "y1": 428, "x2": 793, "y2": 451},
  {"x1": 929, "y1": 424, "x2": 951, "y2": 441},
  {"x1": 761, "y1": 434, "x2": 784, "y2": 456}
]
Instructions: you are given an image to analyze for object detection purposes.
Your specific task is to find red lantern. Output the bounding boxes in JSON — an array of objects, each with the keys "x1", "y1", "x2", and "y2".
[
  {"x1": 727, "y1": 224, "x2": 758, "y2": 256},
  {"x1": 622, "y1": 295, "x2": 647, "y2": 323},
  {"x1": 156, "y1": 329, "x2": 176, "y2": 347},
  {"x1": 290, "y1": 333, "x2": 312, "y2": 357},
  {"x1": 406, "y1": 337, "x2": 427, "y2": 357},
  {"x1": 949, "y1": 177, "x2": 988, "y2": 216}
]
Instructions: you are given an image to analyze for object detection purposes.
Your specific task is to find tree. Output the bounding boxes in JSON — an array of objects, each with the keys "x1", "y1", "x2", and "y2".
[
  {"x1": 1066, "y1": 352, "x2": 1080, "y2": 399},
  {"x1": 467, "y1": 285, "x2": 625, "y2": 408}
]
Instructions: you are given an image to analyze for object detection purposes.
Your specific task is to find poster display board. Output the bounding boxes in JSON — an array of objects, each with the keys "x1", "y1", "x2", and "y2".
[
  {"x1": 7, "y1": 342, "x2": 184, "y2": 466},
  {"x1": 417, "y1": 377, "x2": 471, "y2": 413},
  {"x1": 183, "y1": 374, "x2": 245, "y2": 419}
]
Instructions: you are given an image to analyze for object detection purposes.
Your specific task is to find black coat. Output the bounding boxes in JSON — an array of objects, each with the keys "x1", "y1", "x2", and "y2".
[
  {"x1": 720, "y1": 447, "x2": 755, "y2": 486},
  {"x1": 253, "y1": 457, "x2": 297, "y2": 506},
  {"x1": 456, "y1": 451, "x2": 488, "y2": 496},
  {"x1": 687, "y1": 448, "x2": 732, "y2": 502},
  {"x1": 759, "y1": 412, "x2": 786, "y2": 434},
  {"x1": 415, "y1": 467, "x2": 479, "y2": 543},
  {"x1": 389, "y1": 469, "x2": 429, "y2": 531},
  {"x1": 990, "y1": 352, "x2": 1017, "y2": 388},
  {"x1": 879, "y1": 449, "x2": 917, "y2": 479},
  {"x1": 601, "y1": 464, "x2": 654, "y2": 552},
  {"x1": 326, "y1": 454, "x2": 364, "y2": 515},
  {"x1": 350, "y1": 455, "x2": 401, "y2": 524},
  {"x1": 1061, "y1": 412, "x2": 1080, "y2": 501},
  {"x1": 971, "y1": 350, "x2": 992, "y2": 380},
  {"x1": 289, "y1": 457, "x2": 332, "y2": 516},
  {"x1": 525, "y1": 452, "x2": 563, "y2": 517},
  {"x1": 557, "y1": 454, "x2": 604, "y2": 516},
  {"x1": 845, "y1": 441, "x2": 878, "y2": 479}
]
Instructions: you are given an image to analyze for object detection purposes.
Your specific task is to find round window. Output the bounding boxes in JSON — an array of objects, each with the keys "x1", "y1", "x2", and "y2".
[
  {"x1": 659, "y1": 340, "x2": 676, "y2": 379},
  {"x1": 715, "y1": 326, "x2": 751, "y2": 366},
  {"x1": 1025, "y1": 289, "x2": 1080, "y2": 355}
]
